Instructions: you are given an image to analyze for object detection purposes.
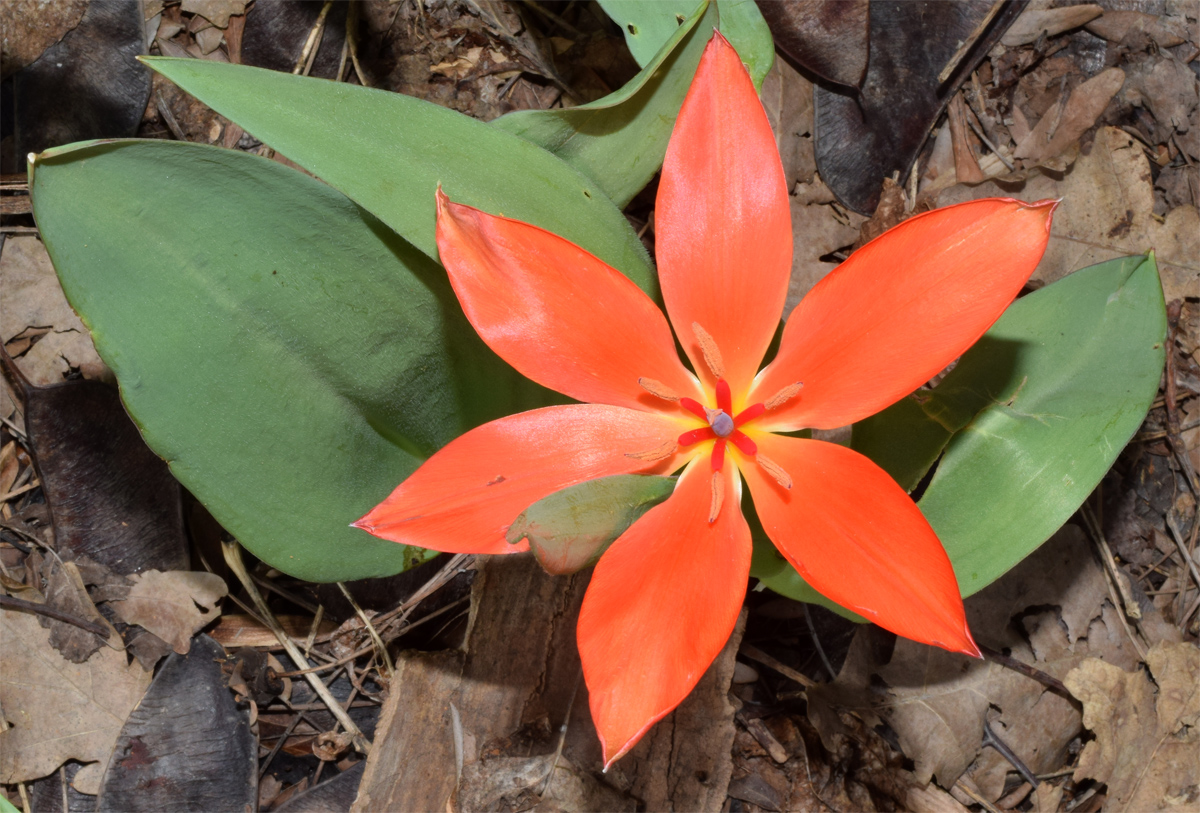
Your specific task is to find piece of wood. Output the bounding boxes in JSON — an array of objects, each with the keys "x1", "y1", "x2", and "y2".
[{"x1": 353, "y1": 555, "x2": 747, "y2": 811}]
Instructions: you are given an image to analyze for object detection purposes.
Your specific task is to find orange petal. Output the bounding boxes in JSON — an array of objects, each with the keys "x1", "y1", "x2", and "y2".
[
  {"x1": 435, "y1": 191, "x2": 703, "y2": 413},
  {"x1": 750, "y1": 198, "x2": 1055, "y2": 430},
  {"x1": 655, "y1": 32, "x2": 792, "y2": 398},
  {"x1": 579, "y1": 461, "x2": 750, "y2": 768},
  {"x1": 354, "y1": 405, "x2": 687, "y2": 554},
  {"x1": 739, "y1": 434, "x2": 979, "y2": 656}
]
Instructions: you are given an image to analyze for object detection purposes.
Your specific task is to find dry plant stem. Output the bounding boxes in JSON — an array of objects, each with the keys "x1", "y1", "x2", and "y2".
[
  {"x1": 795, "y1": 731, "x2": 838, "y2": 812},
  {"x1": 304, "y1": 604, "x2": 324, "y2": 657},
  {"x1": 155, "y1": 91, "x2": 186, "y2": 140},
  {"x1": 293, "y1": 1, "x2": 333, "y2": 75},
  {"x1": 1046, "y1": 76, "x2": 1070, "y2": 142},
  {"x1": 966, "y1": 111, "x2": 1014, "y2": 170},
  {"x1": 977, "y1": 644, "x2": 1072, "y2": 699},
  {"x1": 0, "y1": 480, "x2": 40, "y2": 502},
  {"x1": 278, "y1": 596, "x2": 470, "y2": 677},
  {"x1": 982, "y1": 721, "x2": 1040, "y2": 788},
  {"x1": 1166, "y1": 515, "x2": 1200, "y2": 596},
  {"x1": 337, "y1": 582, "x2": 394, "y2": 678},
  {"x1": 1081, "y1": 505, "x2": 1150, "y2": 658},
  {"x1": 520, "y1": 0, "x2": 583, "y2": 38},
  {"x1": 538, "y1": 666, "x2": 583, "y2": 797},
  {"x1": 740, "y1": 642, "x2": 817, "y2": 688},
  {"x1": 466, "y1": 0, "x2": 579, "y2": 103},
  {"x1": 221, "y1": 540, "x2": 371, "y2": 755},
  {"x1": 254, "y1": 573, "x2": 319, "y2": 614},
  {"x1": 0, "y1": 593, "x2": 109, "y2": 637},
  {"x1": 938, "y1": 1, "x2": 1004, "y2": 82},
  {"x1": 347, "y1": 0, "x2": 370, "y2": 87},
  {"x1": 956, "y1": 779, "x2": 1003, "y2": 813},
  {"x1": 803, "y1": 603, "x2": 837, "y2": 679}
]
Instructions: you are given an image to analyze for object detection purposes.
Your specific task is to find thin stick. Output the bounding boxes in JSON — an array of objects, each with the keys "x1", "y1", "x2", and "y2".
[
  {"x1": 956, "y1": 780, "x2": 1003, "y2": 813},
  {"x1": 293, "y1": 1, "x2": 333, "y2": 75},
  {"x1": 337, "y1": 582, "x2": 394, "y2": 678},
  {"x1": 221, "y1": 540, "x2": 371, "y2": 754},
  {"x1": 983, "y1": 721, "x2": 1039, "y2": 787},
  {"x1": 740, "y1": 642, "x2": 816, "y2": 689},
  {"x1": 0, "y1": 594, "x2": 110, "y2": 637},
  {"x1": 978, "y1": 644, "x2": 1071, "y2": 699},
  {"x1": 803, "y1": 603, "x2": 837, "y2": 680}
]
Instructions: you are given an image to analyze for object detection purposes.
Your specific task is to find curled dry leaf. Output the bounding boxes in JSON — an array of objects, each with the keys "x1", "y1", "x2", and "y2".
[
  {"x1": 1013, "y1": 67, "x2": 1125, "y2": 164},
  {"x1": 941, "y1": 126, "x2": 1199, "y2": 303},
  {"x1": 0, "y1": 603, "x2": 151, "y2": 794},
  {"x1": 0, "y1": 235, "x2": 107, "y2": 387},
  {"x1": 807, "y1": 526, "x2": 1146, "y2": 800},
  {"x1": 1000, "y1": 4, "x2": 1103, "y2": 47},
  {"x1": 109, "y1": 570, "x2": 228, "y2": 654},
  {"x1": 1065, "y1": 641, "x2": 1200, "y2": 811},
  {"x1": 1086, "y1": 11, "x2": 1189, "y2": 48},
  {"x1": 40, "y1": 557, "x2": 118, "y2": 663}
]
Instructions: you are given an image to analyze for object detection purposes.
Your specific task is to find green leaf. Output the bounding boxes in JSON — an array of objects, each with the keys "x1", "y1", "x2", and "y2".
[
  {"x1": 30, "y1": 140, "x2": 547, "y2": 583},
  {"x1": 597, "y1": 0, "x2": 774, "y2": 88},
  {"x1": 140, "y1": 57, "x2": 655, "y2": 294},
  {"x1": 492, "y1": 0, "x2": 713, "y2": 208},
  {"x1": 506, "y1": 475, "x2": 675, "y2": 575},
  {"x1": 757, "y1": 255, "x2": 1167, "y2": 607}
]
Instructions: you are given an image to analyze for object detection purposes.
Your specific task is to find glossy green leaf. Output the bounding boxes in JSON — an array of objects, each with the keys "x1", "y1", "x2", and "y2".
[
  {"x1": 31, "y1": 140, "x2": 547, "y2": 583},
  {"x1": 492, "y1": 1, "x2": 713, "y2": 208},
  {"x1": 141, "y1": 57, "x2": 655, "y2": 293},
  {"x1": 506, "y1": 475, "x2": 676, "y2": 575},
  {"x1": 756, "y1": 254, "x2": 1167, "y2": 607},
  {"x1": 597, "y1": 0, "x2": 774, "y2": 88}
]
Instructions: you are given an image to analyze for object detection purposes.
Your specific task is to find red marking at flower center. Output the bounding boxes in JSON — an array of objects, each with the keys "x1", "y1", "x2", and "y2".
[{"x1": 676, "y1": 378, "x2": 763, "y2": 471}]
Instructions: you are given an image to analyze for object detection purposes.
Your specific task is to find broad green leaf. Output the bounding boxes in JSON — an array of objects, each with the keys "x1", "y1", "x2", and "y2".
[
  {"x1": 492, "y1": 1, "x2": 713, "y2": 208},
  {"x1": 756, "y1": 255, "x2": 1166, "y2": 607},
  {"x1": 506, "y1": 475, "x2": 676, "y2": 575},
  {"x1": 31, "y1": 140, "x2": 547, "y2": 583},
  {"x1": 141, "y1": 57, "x2": 655, "y2": 293},
  {"x1": 597, "y1": 0, "x2": 774, "y2": 88}
]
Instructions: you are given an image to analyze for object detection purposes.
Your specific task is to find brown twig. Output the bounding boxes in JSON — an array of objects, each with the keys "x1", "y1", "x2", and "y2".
[
  {"x1": 982, "y1": 721, "x2": 1040, "y2": 788},
  {"x1": 978, "y1": 644, "x2": 1072, "y2": 699},
  {"x1": 0, "y1": 593, "x2": 110, "y2": 638},
  {"x1": 740, "y1": 642, "x2": 817, "y2": 689}
]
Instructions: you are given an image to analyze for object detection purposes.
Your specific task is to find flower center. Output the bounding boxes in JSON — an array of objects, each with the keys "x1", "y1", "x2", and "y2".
[{"x1": 630, "y1": 324, "x2": 806, "y2": 522}]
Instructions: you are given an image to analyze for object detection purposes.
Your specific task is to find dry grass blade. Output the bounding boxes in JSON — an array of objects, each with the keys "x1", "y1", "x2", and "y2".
[{"x1": 221, "y1": 540, "x2": 371, "y2": 755}]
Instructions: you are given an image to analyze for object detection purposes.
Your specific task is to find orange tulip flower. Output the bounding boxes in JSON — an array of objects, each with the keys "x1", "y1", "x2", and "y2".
[{"x1": 356, "y1": 32, "x2": 1055, "y2": 767}]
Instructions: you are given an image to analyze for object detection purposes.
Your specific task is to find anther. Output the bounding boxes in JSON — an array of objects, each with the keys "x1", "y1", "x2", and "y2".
[
  {"x1": 765, "y1": 382, "x2": 804, "y2": 410},
  {"x1": 637, "y1": 377, "x2": 680, "y2": 402},
  {"x1": 625, "y1": 440, "x2": 676, "y2": 462},
  {"x1": 708, "y1": 471, "x2": 724, "y2": 523},
  {"x1": 757, "y1": 453, "x2": 793, "y2": 490},
  {"x1": 691, "y1": 322, "x2": 726, "y2": 379}
]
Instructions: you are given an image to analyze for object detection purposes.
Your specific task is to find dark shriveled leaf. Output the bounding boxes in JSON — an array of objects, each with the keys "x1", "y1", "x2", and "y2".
[
  {"x1": 0, "y1": 347, "x2": 186, "y2": 575},
  {"x1": 813, "y1": 0, "x2": 1028, "y2": 214},
  {"x1": 756, "y1": 0, "x2": 869, "y2": 88},
  {"x1": 95, "y1": 635, "x2": 256, "y2": 813}
]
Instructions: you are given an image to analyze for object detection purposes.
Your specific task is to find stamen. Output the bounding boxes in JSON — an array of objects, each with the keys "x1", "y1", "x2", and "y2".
[
  {"x1": 637, "y1": 377, "x2": 680, "y2": 402},
  {"x1": 708, "y1": 471, "x2": 724, "y2": 523},
  {"x1": 734, "y1": 403, "x2": 765, "y2": 426},
  {"x1": 757, "y1": 453, "x2": 793, "y2": 490},
  {"x1": 679, "y1": 397, "x2": 709, "y2": 420},
  {"x1": 715, "y1": 379, "x2": 732, "y2": 414},
  {"x1": 729, "y1": 431, "x2": 757, "y2": 456},
  {"x1": 691, "y1": 322, "x2": 726, "y2": 379},
  {"x1": 711, "y1": 439, "x2": 726, "y2": 471},
  {"x1": 625, "y1": 440, "x2": 676, "y2": 462},
  {"x1": 678, "y1": 427, "x2": 717, "y2": 446},
  {"x1": 765, "y1": 382, "x2": 804, "y2": 410}
]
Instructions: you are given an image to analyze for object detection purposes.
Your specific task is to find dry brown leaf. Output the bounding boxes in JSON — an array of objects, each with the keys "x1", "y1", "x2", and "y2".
[
  {"x1": 1123, "y1": 56, "x2": 1198, "y2": 142},
  {"x1": 808, "y1": 526, "x2": 1146, "y2": 800},
  {"x1": 0, "y1": 0, "x2": 89, "y2": 78},
  {"x1": 1086, "y1": 11, "x2": 1189, "y2": 48},
  {"x1": 0, "y1": 604, "x2": 151, "y2": 792},
  {"x1": 940, "y1": 126, "x2": 1199, "y2": 302},
  {"x1": 1001, "y1": 4, "x2": 1103, "y2": 47},
  {"x1": 1065, "y1": 641, "x2": 1200, "y2": 811},
  {"x1": 179, "y1": 0, "x2": 246, "y2": 29},
  {"x1": 0, "y1": 235, "x2": 107, "y2": 386},
  {"x1": 109, "y1": 570, "x2": 228, "y2": 654},
  {"x1": 761, "y1": 56, "x2": 816, "y2": 192},
  {"x1": 1014, "y1": 68, "x2": 1125, "y2": 163},
  {"x1": 40, "y1": 558, "x2": 119, "y2": 663},
  {"x1": 785, "y1": 177, "x2": 865, "y2": 315}
]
